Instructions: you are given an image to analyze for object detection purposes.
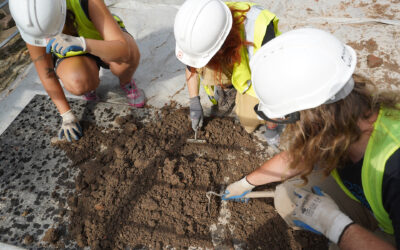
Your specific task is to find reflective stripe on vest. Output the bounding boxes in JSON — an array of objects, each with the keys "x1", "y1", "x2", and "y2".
[
  {"x1": 229, "y1": 2, "x2": 279, "y2": 97},
  {"x1": 332, "y1": 107, "x2": 400, "y2": 234},
  {"x1": 244, "y1": 5, "x2": 263, "y2": 60},
  {"x1": 240, "y1": 5, "x2": 263, "y2": 93}
]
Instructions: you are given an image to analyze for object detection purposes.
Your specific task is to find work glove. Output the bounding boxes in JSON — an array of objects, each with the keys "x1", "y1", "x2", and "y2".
[
  {"x1": 292, "y1": 186, "x2": 353, "y2": 244},
  {"x1": 46, "y1": 34, "x2": 86, "y2": 56},
  {"x1": 189, "y1": 96, "x2": 203, "y2": 131},
  {"x1": 222, "y1": 177, "x2": 255, "y2": 202},
  {"x1": 59, "y1": 110, "x2": 83, "y2": 142}
]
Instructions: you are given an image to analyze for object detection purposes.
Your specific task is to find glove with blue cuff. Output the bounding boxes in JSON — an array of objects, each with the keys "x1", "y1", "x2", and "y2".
[
  {"x1": 292, "y1": 186, "x2": 354, "y2": 244},
  {"x1": 46, "y1": 33, "x2": 86, "y2": 56},
  {"x1": 59, "y1": 110, "x2": 83, "y2": 142},
  {"x1": 222, "y1": 177, "x2": 255, "y2": 202}
]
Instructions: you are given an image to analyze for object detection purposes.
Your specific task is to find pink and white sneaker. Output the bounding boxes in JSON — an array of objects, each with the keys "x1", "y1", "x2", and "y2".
[
  {"x1": 120, "y1": 79, "x2": 145, "y2": 108},
  {"x1": 83, "y1": 90, "x2": 99, "y2": 101}
]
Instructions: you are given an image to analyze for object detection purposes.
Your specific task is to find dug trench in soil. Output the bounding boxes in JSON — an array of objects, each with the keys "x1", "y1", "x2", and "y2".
[{"x1": 54, "y1": 106, "x2": 328, "y2": 249}]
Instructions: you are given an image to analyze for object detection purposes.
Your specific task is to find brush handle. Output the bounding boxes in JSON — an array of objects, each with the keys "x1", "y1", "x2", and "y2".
[{"x1": 243, "y1": 191, "x2": 275, "y2": 198}]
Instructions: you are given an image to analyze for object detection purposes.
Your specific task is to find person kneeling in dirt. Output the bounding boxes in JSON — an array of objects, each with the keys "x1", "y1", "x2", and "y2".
[
  {"x1": 174, "y1": 0, "x2": 282, "y2": 147},
  {"x1": 223, "y1": 28, "x2": 399, "y2": 249},
  {"x1": 9, "y1": 0, "x2": 145, "y2": 142}
]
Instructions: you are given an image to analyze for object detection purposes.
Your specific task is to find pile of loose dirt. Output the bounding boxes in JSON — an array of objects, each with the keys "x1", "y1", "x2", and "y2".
[{"x1": 54, "y1": 106, "x2": 327, "y2": 249}]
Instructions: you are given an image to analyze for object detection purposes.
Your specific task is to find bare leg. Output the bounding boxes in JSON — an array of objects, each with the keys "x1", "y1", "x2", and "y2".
[
  {"x1": 104, "y1": 32, "x2": 144, "y2": 107},
  {"x1": 107, "y1": 32, "x2": 140, "y2": 86},
  {"x1": 56, "y1": 56, "x2": 100, "y2": 96}
]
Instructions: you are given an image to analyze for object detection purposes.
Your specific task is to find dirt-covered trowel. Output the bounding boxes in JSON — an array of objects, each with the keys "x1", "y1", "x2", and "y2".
[{"x1": 187, "y1": 128, "x2": 206, "y2": 144}]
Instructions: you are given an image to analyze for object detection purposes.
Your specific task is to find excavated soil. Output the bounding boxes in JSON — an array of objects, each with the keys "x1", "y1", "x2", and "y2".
[{"x1": 54, "y1": 106, "x2": 328, "y2": 249}]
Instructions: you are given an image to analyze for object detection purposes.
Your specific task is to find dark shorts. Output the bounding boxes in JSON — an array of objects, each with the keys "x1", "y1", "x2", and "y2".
[{"x1": 52, "y1": 53, "x2": 109, "y2": 73}]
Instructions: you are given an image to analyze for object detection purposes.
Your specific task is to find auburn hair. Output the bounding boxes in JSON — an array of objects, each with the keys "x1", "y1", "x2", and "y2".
[
  {"x1": 283, "y1": 75, "x2": 400, "y2": 184},
  {"x1": 187, "y1": 5, "x2": 253, "y2": 84}
]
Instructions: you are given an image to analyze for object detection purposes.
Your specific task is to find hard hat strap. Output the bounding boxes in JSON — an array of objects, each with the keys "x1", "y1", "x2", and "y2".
[{"x1": 254, "y1": 104, "x2": 300, "y2": 124}]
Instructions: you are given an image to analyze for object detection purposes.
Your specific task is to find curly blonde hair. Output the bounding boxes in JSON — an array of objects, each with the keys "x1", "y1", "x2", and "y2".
[{"x1": 283, "y1": 75, "x2": 400, "y2": 184}]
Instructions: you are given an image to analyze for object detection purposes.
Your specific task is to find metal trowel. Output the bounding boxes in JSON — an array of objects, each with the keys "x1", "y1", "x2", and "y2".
[{"x1": 187, "y1": 128, "x2": 206, "y2": 144}]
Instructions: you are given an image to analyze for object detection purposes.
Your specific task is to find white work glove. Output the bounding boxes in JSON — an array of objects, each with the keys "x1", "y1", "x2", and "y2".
[
  {"x1": 292, "y1": 186, "x2": 353, "y2": 244},
  {"x1": 59, "y1": 110, "x2": 83, "y2": 142},
  {"x1": 189, "y1": 96, "x2": 203, "y2": 131},
  {"x1": 222, "y1": 177, "x2": 255, "y2": 201},
  {"x1": 46, "y1": 33, "x2": 86, "y2": 56}
]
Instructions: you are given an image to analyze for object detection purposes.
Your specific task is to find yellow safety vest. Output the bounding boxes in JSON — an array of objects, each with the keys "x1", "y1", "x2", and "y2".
[
  {"x1": 66, "y1": 0, "x2": 103, "y2": 40},
  {"x1": 54, "y1": 0, "x2": 125, "y2": 58},
  {"x1": 203, "y1": 2, "x2": 280, "y2": 103},
  {"x1": 332, "y1": 107, "x2": 400, "y2": 234}
]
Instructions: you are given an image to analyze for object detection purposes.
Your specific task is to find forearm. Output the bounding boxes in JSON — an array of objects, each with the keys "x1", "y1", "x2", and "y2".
[
  {"x1": 186, "y1": 68, "x2": 199, "y2": 98},
  {"x1": 85, "y1": 38, "x2": 130, "y2": 63},
  {"x1": 339, "y1": 224, "x2": 395, "y2": 250},
  {"x1": 27, "y1": 45, "x2": 70, "y2": 114},
  {"x1": 42, "y1": 76, "x2": 71, "y2": 114},
  {"x1": 246, "y1": 151, "x2": 302, "y2": 185}
]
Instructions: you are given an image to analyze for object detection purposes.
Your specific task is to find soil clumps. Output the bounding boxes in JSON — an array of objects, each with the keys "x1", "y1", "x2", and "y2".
[
  {"x1": 42, "y1": 228, "x2": 60, "y2": 244},
  {"x1": 55, "y1": 106, "x2": 327, "y2": 249}
]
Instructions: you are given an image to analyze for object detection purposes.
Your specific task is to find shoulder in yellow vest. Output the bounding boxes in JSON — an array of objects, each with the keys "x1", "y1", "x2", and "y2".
[{"x1": 332, "y1": 107, "x2": 400, "y2": 234}]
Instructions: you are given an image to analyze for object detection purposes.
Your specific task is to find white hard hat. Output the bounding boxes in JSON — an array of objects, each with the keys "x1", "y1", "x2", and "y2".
[
  {"x1": 174, "y1": 0, "x2": 232, "y2": 68},
  {"x1": 250, "y1": 28, "x2": 357, "y2": 120},
  {"x1": 9, "y1": 0, "x2": 66, "y2": 47}
]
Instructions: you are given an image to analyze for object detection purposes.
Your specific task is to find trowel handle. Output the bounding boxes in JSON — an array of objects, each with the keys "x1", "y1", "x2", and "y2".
[{"x1": 243, "y1": 190, "x2": 275, "y2": 198}]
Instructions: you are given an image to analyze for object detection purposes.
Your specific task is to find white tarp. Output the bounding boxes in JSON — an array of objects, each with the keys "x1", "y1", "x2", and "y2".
[
  {"x1": 107, "y1": 0, "x2": 400, "y2": 106},
  {"x1": 0, "y1": 0, "x2": 399, "y2": 134}
]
